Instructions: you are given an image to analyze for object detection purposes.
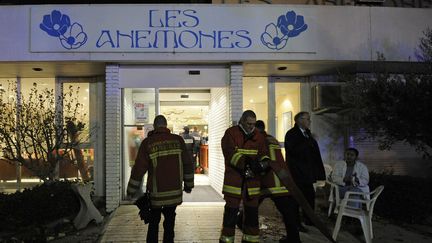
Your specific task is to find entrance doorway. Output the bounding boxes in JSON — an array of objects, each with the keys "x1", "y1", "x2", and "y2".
[
  {"x1": 159, "y1": 89, "x2": 210, "y2": 185},
  {"x1": 119, "y1": 65, "x2": 229, "y2": 201},
  {"x1": 121, "y1": 87, "x2": 229, "y2": 201}
]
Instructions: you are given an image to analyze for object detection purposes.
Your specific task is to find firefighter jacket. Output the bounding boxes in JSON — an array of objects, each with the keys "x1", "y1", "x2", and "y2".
[
  {"x1": 127, "y1": 127, "x2": 194, "y2": 207},
  {"x1": 181, "y1": 133, "x2": 195, "y2": 164},
  {"x1": 260, "y1": 132, "x2": 290, "y2": 197},
  {"x1": 221, "y1": 125, "x2": 269, "y2": 199}
]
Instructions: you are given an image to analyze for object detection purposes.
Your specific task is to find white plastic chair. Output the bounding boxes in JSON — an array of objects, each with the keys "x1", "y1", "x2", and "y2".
[
  {"x1": 327, "y1": 180, "x2": 341, "y2": 217},
  {"x1": 332, "y1": 185, "x2": 385, "y2": 243}
]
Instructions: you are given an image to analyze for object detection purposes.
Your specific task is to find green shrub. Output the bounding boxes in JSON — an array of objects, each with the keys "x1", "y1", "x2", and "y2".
[
  {"x1": 0, "y1": 180, "x2": 80, "y2": 232},
  {"x1": 369, "y1": 171, "x2": 432, "y2": 224}
]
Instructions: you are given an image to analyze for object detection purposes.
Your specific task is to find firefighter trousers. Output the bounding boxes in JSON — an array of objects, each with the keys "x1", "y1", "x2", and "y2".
[
  {"x1": 146, "y1": 205, "x2": 177, "y2": 243},
  {"x1": 220, "y1": 195, "x2": 260, "y2": 243}
]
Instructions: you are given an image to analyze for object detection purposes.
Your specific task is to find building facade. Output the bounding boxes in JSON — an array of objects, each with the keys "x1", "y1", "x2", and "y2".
[{"x1": 0, "y1": 3, "x2": 431, "y2": 211}]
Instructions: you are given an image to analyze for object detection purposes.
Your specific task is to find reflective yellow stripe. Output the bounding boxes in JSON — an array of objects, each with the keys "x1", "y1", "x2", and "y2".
[
  {"x1": 220, "y1": 235, "x2": 235, "y2": 243},
  {"x1": 242, "y1": 233, "x2": 260, "y2": 242},
  {"x1": 262, "y1": 187, "x2": 289, "y2": 195},
  {"x1": 152, "y1": 157, "x2": 158, "y2": 192},
  {"x1": 237, "y1": 149, "x2": 258, "y2": 155},
  {"x1": 260, "y1": 155, "x2": 270, "y2": 161},
  {"x1": 269, "y1": 144, "x2": 279, "y2": 161},
  {"x1": 151, "y1": 197, "x2": 182, "y2": 207},
  {"x1": 223, "y1": 185, "x2": 242, "y2": 195},
  {"x1": 247, "y1": 187, "x2": 261, "y2": 196},
  {"x1": 149, "y1": 149, "x2": 183, "y2": 159},
  {"x1": 151, "y1": 189, "x2": 182, "y2": 197},
  {"x1": 230, "y1": 152, "x2": 242, "y2": 166},
  {"x1": 230, "y1": 149, "x2": 258, "y2": 166},
  {"x1": 273, "y1": 172, "x2": 281, "y2": 187},
  {"x1": 128, "y1": 179, "x2": 140, "y2": 186}
]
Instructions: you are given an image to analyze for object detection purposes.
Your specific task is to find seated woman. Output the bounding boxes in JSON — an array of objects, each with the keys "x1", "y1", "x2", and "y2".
[{"x1": 331, "y1": 147, "x2": 369, "y2": 208}]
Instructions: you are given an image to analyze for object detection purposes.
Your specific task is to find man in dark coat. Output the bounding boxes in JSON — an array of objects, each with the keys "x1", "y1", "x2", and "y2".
[{"x1": 284, "y1": 111, "x2": 325, "y2": 232}]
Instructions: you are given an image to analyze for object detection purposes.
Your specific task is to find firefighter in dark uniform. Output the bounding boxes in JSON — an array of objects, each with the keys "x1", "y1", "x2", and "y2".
[
  {"x1": 219, "y1": 110, "x2": 270, "y2": 243},
  {"x1": 181, "y1": 126, "x2": 195, "y2": 168},
  {"x1": 127, "y1": 115, "x2": 195, "y2": 243},
  {"x1": 255, "y1": 120, "x2": 300, "y2": 243}
]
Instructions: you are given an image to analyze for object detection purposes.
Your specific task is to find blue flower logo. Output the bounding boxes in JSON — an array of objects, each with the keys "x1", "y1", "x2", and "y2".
[
  {"x1": 261, "y1": 10, "x2": 308, "y2": 50},
  {"x1": 39, "y1": 10, "x2": 87, "y2": 50}
]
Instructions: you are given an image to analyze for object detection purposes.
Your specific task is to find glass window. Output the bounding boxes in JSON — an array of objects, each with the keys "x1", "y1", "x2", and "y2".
[
  {"x1": 123, "y1": 88, "x2": 157, "y2": 197},
  {"x1": 63, "y1": 83, "x2": 90, "y2": 142},
  {"x1": 243, "y1": 77, "x2": 268, "y2": 124},
  {"x1": 1, "y1": 78, "x2": 98, "y2": 193},
  {"x1": 275, "y1": 82, "x2": 300, "y2": 142},
  {"x1": 0, "y1": 78, "x2": 17, "y2": 160},
  {"x1": 20, "y1": 78, "x2": 55, "y2": 98},
  {"x1": 62, "y1": 82, "x2": 93, "y2": 181}
]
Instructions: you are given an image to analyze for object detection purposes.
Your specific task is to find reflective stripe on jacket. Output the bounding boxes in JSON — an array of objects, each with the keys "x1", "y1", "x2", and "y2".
[
  {"x1": 127, "y1": 127, "x2": 194, "y2": 207},
  {"x1": 261, "y1": 133, "x2": 289, "y2": 196},
  {"x1": 221, "y1": 126, "x2": 269, "y2": 198}
]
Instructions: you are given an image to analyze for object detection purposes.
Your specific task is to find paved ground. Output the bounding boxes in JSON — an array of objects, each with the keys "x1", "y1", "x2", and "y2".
[
  {"x1": 98, "y1": 202, "x2": 432, "y2": 243},
  {"x1": 96, "y1": 184, "x2": 432, "y2": 243},
  {"x1": 49, "y1": 182, "x2": 432, "y2": 242}
]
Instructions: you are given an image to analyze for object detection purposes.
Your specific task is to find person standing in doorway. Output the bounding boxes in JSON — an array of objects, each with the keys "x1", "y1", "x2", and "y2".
[
  {"x1": 191, "y1": 126, "x2": 202, "y2": 168},
  {"x1": 127, "y1": 115, "x2": 195, "y2": 243},
  {"x1": 219, "y1": 110, "x2": 270, "y2": 243},
  {"x1": 284, "y1": 111, "x2": 325, "y2": 232},
  {"x1": 181, "y1": 126, "x2": 196, "y2": 169}
]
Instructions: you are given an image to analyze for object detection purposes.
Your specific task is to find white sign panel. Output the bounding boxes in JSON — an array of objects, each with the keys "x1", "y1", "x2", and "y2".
[
  {"x1": 134, "y1": 102, "x2": 149, "y2": 123},
  {"x1": 30, "y1": 5, "x2": 317, "y2": 53}
]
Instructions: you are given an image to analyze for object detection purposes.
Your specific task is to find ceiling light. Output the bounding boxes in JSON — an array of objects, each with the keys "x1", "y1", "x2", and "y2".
[
  {"x1": 32, "y1": 67, "x2": 43, "y2": 72},
  {"x1": 249, "y1": 99, "x2": 254, "y2": 103},
  {"x1": 258, "y1": 85, "x2": 263, "y2": 89},
  {"x1": 277, "y1": 66, "x2": 287, "y2": 71}
]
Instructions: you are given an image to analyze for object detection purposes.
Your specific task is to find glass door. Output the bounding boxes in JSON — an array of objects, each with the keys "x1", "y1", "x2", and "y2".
[{"x1": 122, "y1": 88, "x2": 157, "y2": 198}]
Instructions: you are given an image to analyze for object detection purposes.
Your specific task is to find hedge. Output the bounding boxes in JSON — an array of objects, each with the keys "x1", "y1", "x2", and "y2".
[{"x1": 369, "y1": 171, "x2": 432, "y2": 224}]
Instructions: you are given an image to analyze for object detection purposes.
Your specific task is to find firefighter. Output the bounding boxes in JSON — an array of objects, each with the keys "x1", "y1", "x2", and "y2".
[
  {"x1": 181, "y1": 126, "x2": 196, "y2": 168},
  {"x1": 219, "y1": 110, "x2": 270, "y2": 243},
  {"x1": 127, "y1": 115, "x2": 194, "y2": 243},
  {"x1": 255, "y1": 120, "x2": 300, "y2": 243}
]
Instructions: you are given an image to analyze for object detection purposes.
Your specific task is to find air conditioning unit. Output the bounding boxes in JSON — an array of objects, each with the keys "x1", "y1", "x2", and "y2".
[{"x1": 311, "y1": 84, "x2": 343, "y2": 114}]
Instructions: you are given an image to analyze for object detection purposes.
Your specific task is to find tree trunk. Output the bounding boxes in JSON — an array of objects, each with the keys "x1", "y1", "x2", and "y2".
[{"x1": 73, "y1": 147, "x2": 90, "y2": 182}]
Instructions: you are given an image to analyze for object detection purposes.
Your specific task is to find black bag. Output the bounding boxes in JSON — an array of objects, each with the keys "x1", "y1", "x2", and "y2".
[{"x1": 135, "y1": 192, "x2": 151, "y2": 224}]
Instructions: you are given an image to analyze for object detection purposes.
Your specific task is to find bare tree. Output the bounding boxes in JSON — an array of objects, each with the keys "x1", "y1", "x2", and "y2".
[{"x1": 0, "y1": 82, "x2": 90, "y2": 182}]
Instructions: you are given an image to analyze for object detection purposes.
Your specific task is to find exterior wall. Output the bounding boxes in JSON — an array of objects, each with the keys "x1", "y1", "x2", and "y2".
[
  {"x1": 105, "y1": 64, "x2": 121, "y2": 212},
  {"x1": 229, "y1": 64, "x2": 244, "y2": 125},
  {"x1": 208, "y1": 88, "x2": 230, "y2": 195},
  {"x1": 208, "y1": 64, "x2": 243, "y2": 196},
  {"x1": 355, "y1": 140, "x2": 432, "y2": 177},
  {"x1": 214, "y1": 0, "x2": 432, "y2": 8},
  {"x1": 1, "y1": 5, "x2": 431, "y2": 63},
  {"x1": 303, "y1": 78, "x2": 346, "y2": 166}
]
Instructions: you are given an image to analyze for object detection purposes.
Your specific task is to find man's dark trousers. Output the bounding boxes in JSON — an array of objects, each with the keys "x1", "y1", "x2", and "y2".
[
  {"x1": 147, "y1": 206, "x2": 177, "y2": 243},
  {"x1": 295, "y1": 182, "x2": 315, "y2": 225}
]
